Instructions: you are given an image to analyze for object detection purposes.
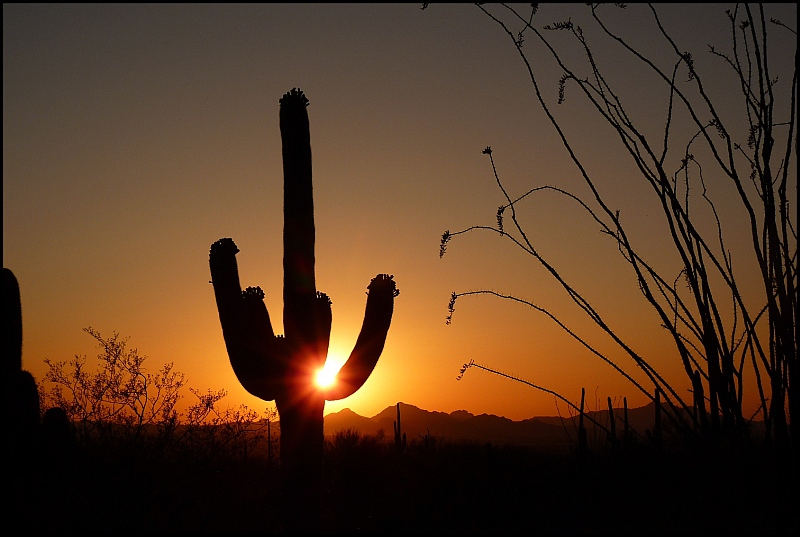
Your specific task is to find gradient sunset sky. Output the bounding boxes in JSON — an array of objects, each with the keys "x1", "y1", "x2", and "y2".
[{"x1": 4, "y1": 3, "x2": 796, "y2": 421}]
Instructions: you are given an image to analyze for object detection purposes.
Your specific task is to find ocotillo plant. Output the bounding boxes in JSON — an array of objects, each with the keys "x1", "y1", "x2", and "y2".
[{"x1": 209, "y1": 88, "x2": 398, "y2": 526}]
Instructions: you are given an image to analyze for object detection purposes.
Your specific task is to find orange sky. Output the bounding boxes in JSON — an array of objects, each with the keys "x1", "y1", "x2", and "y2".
[{"x1": 4, "y1": 3, "x2": 796, "y2": 422}]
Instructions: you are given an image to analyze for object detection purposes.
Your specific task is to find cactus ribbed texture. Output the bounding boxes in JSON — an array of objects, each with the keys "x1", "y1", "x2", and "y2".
[{"x1": 209, "y1": 88, "x2": 398, "y2": 529}]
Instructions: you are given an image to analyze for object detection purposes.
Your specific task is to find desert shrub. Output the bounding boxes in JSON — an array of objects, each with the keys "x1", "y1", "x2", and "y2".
[{"x1": 38, "y1": 327, "x2": 278, "y2": 463}]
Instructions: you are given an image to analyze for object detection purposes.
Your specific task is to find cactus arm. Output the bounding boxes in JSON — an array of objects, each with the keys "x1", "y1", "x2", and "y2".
[
  {"x1": 209, "y1": 238, "x2": 285, "y2": 400},
  {"x1": 209, "y1": 238, "x2": 247, "y2": 322},
  {"x1": 324, "y1": 274, "x2": 398, "y2": 401}
]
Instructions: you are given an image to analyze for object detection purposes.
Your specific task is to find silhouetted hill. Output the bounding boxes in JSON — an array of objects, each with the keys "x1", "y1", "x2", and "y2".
[
  {"x1": 322, "y1": 401, "x2": 776, "y2": 449},
  {"x1": 325, "y1": 403, "x2": 616, "y2": 448}
]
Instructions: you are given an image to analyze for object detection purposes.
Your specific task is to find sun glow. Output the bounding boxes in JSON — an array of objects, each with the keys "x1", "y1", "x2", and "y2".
[{"x1": 315, "y1": 360, "x2": 341, "y2": 389}]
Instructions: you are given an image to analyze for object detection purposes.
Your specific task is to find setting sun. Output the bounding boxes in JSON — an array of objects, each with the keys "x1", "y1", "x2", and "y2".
[{"x1": 315, "y1": 361, "x2": 341, "y2": 389}]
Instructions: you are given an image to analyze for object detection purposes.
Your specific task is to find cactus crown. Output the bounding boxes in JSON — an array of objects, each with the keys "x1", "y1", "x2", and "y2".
[{"x1": 279, "y1": 88, "x2": 310, "y2": 108}]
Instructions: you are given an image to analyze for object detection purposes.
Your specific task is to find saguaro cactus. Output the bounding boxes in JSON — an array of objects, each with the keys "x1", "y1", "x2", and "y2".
[
  {"x1": 393, "y1": 401, "x2": 406, "y2": 451},
  {"x1": 3, "y1": 268, "x2": 41, "y2": 457},
  {"x1": 209, "y1": 88, "x2": 398, "y2": 526}
]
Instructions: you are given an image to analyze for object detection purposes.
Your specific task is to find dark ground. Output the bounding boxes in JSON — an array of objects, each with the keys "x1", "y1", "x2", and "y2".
[{"x1": 10, "y1": 434, "x2": 798, "y2": 534}]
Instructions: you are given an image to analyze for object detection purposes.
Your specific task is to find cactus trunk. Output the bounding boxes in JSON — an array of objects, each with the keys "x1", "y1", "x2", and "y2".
[
  {"x1": 209, "y1": 89, "x2": 398, "y2": 531},
  {"x1": 281, "y1": 88, "x2": 317, "y2": 349}
]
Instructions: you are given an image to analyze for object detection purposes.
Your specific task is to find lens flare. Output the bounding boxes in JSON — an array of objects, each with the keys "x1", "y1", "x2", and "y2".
[{"x1": 315, "y1": 363, "x2": 339, "y2": 389}]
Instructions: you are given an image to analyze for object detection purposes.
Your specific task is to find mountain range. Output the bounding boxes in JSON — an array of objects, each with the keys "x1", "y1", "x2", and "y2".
[{"x1": 323, "y1": 402, "x2": 664, "y2": 449}]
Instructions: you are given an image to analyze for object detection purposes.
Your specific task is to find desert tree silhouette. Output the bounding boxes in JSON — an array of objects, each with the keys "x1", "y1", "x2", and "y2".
[
  {"x1": 39, "y1": 326, "x2": 280, "y2": 464},
  {"x1": 439, "y1": 4, "x2": 796, "y2": 452},
  {"x1": 41, "y1": 327, "x2": 186, "y2": 450},
  {"x1": 209, "y1": 88, "x2": 399, "y2": 530}
]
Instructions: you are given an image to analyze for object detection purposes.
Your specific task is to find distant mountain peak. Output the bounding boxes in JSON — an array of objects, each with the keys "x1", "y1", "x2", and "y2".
[
  {"x1": 327, "y1": 407, "x2": 359, "y2": 417},
  {"x1": 449, "y1": 409, "x2": 475, "y2": 421}
]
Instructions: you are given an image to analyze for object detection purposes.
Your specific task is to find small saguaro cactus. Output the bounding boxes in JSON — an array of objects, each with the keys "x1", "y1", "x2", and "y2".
[
  {"x1": 209, "y1": 88, "x2": 398, "y2": 527},
  {"x1": 393, "y1": 401, "x2": 406, "y2": 451}
]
